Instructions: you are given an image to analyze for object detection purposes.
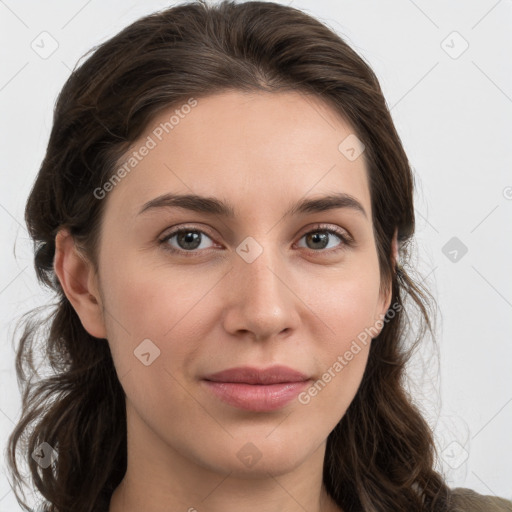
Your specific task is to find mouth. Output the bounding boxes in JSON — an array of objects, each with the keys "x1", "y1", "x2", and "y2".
[{"x1": 202, "y1": 365, "x2": 312, "y2": 412}]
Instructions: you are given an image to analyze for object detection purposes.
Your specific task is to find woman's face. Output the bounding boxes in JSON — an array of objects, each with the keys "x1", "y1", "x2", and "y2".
[{"x1": 92, "y1": 90, "x2": 391, "y2": 477}]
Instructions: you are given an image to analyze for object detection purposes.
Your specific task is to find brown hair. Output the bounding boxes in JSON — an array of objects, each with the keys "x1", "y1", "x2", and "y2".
[{"x1": 7, "y1": 1, "x2": 453, "y2": 511}]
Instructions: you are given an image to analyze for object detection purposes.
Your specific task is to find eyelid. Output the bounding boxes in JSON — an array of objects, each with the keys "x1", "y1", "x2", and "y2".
[
  {"x1": 159, "y1": 224, "x2": 219, "y2": 253},
  {"x1": 293, "y1": 223, "x2": 354, "y2": 253},
  {"x1": 295, "y1": 223, "x2": 351, "y2": 242}
]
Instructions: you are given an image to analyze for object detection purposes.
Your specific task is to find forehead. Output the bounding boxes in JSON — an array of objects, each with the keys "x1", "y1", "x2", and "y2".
[{"x1": 103, "y1": 90, "x2": 371, "y2": 221}]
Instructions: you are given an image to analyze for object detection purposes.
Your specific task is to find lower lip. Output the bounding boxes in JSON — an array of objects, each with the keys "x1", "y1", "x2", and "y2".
[{"x1": 202, "y1": 380, "x2": 311, "y2": 412}]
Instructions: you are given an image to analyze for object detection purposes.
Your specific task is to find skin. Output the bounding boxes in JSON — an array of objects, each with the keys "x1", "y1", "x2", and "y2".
[{"x1": 54, "y1": 90, "x2": 395, "y2": 512}]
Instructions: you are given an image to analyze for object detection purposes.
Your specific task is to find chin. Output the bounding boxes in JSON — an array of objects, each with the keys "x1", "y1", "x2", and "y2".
[
  {"x1": 196, "y1": 430, "x2": 321, "y2": 478},
  {"x1": 218, "y1": 453, "x2": 305, "y2": 479}
]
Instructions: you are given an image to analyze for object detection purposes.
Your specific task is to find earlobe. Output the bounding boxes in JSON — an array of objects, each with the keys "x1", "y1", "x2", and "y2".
[{"x1": 53, "y1": 229, "x2": 107, "y2": 339}]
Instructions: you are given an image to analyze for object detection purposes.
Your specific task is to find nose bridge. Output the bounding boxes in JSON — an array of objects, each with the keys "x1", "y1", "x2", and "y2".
[
  {"x1": 238, "y1": 237, "x2": 286, "y2": 307},
  {"x1": 224, "y1": 236, "x2": 298, "y2": 338},
  {"x1": 242, "y1": 247, "x2": 282, "y2": 302}
]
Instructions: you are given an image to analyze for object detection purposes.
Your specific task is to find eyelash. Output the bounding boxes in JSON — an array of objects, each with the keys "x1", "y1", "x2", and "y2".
[{"x1": 158, "y1": 224, "x2": 354, "y2": 258}]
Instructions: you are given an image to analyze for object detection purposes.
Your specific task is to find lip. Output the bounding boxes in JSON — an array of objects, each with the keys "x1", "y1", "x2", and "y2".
[
  {"x1": 204, "y1": 365, "x2": 310, "y2": 384},
  {"x1": 202, "y1": 365, "x2": 311, "y2": 412}
]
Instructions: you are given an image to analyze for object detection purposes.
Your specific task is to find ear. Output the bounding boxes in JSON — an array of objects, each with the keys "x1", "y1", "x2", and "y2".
[
  {"x1": 391, "y1": 227, "x2": 398, "y2": 271},
  {"x1": 53, "y1": 229, "x2": 107, "y2": 339},
  {"x1": 375, "y1": 228, "x2": 399, "y2": 324}
]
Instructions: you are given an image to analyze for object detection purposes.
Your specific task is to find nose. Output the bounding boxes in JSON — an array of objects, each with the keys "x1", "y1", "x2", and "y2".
[{"x1": 221, "y1": 242, "x2": 300, "y2": 341}]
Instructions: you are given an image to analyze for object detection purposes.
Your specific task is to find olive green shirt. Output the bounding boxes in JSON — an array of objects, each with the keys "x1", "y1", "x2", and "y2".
[{"x1": 450, "y1": 487, "x2": 512, "y2": 511}]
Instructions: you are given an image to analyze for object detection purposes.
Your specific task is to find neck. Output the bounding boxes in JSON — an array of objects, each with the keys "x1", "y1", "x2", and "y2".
[
  {"x1": 109, "y1": 404, "x2": 341, "y2": 512},
  {"x1": 110, "y1": 475, "x2": 340, "y2": 512}
]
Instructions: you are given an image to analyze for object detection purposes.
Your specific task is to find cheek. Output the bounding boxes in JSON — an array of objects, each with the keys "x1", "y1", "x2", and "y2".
[
  {"x1": 304, "y1": 259, "x2": 382, "y2": 394},
  {"x1": 310, "y1": 258, "x2": 384, "y2": 343},
  {"x1": 294, "y1": 279, "x2": 381, "y2": 435},
  {"x1": 101, "y1": 244, "x2": 212, "y2": 330},
  {"x1": 99, "y1": 253, "x2": 223, "y2": 378}
]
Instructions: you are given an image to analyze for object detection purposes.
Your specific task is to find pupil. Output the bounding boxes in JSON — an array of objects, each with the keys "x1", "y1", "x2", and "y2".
[
  {"x1": 179, "y1": 231, "x2": 201, "y2": 250},
  {"x1": 308, "y1": 232, "x2": 328, "y2": 249}
]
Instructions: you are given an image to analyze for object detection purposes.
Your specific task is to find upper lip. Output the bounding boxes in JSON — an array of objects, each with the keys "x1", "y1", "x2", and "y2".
[{"x1": 203, "y1": 365, "x2": 310, "y2": 385}]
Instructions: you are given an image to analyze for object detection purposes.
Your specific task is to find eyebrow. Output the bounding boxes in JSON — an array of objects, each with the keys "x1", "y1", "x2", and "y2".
[{"x1": 138, "y1": 192, "x2": 368, "y2": 219}]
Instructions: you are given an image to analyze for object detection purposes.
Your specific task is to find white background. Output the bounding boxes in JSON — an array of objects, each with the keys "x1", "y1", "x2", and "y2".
[{"x1": 1, "y1": 0, "x2": 511, "y2": 510}]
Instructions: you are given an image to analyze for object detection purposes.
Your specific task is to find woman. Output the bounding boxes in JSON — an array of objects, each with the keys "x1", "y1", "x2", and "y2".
[{"x1": 7, "y1": 1, "x2": 512, "y2": 511}]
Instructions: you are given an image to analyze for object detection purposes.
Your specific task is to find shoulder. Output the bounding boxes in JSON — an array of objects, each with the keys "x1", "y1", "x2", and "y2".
[{"x1": 448, "y1": 487, "x2": 512, "y2": 512}]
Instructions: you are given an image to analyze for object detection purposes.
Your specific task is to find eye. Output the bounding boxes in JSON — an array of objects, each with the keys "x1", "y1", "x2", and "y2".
[
  {"x1": 159, "y1": 224, "x2": 353, "y2": 257},
  {"x1": 160, "y1": 227, "x2": 216, "y2": 255},
  {"x1": 296, "y1": 225, "x2": 352, "y2": 253}
]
